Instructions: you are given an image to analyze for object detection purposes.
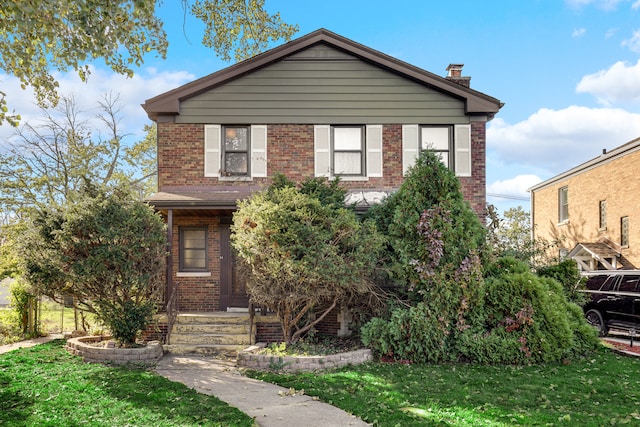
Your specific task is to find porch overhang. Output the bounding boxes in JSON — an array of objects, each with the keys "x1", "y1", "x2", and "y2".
[
  {"x1": 568, "y1": 242, "x2": 621, "y2": 272},
  {"x1": 146, "y1": 187, "x2": 261, "y2": 211}
]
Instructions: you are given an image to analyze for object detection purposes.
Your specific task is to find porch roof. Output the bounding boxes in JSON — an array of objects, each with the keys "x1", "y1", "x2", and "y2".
[
  {"x1": 147, "y1": 188, "x2": 260, "y2": 210},
  {"x1": 568, "y1": 242, "x2": 622, "y2": 271}
]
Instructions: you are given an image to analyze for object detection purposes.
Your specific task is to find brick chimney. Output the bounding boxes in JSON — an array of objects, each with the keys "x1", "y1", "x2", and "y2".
[{"x1": 446, "y1": 64, "x2": 471, "y2": 88}]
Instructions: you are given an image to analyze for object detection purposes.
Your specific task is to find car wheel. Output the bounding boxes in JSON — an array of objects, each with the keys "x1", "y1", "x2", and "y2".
[{"x1": 585, "y1": 309, "x2": 608, "y2": 336}]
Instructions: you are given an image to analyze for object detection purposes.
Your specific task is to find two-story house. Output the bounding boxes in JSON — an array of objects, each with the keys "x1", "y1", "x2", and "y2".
[
  {"x1": 142, "y1": 29, "x2": 502, "y2": 348},
  {"x1": 529, "y1": 137, "x2": 640, "y2": 271}
]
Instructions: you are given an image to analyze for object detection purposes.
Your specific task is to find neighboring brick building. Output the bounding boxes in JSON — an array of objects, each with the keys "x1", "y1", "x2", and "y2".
[
  {"x1": 529, "y1": 137, "x2": 640, "y2": 271},
  {"x1": 143, "y1": 29, "x2": 502, "y2": 336}
]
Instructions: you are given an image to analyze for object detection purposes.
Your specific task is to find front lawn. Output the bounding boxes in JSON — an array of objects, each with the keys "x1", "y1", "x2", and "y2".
[
  {"x1": 249, "y1": 343, "x2": 640, "y2": 426},
  {"x1": 0, "y1": 340, "x2": 253, "y2": 427}
]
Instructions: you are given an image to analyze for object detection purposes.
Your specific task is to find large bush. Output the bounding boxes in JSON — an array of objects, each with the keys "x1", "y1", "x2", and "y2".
[
  {"x1": 232, "y1": 179, "x2": 383, "y2": 344},
  {"x1": 361, "y1": 151, "x2": 599, "y2": 364},
  {"x1": 20, "y1": 184, "x2": 166, "y2": 345}
]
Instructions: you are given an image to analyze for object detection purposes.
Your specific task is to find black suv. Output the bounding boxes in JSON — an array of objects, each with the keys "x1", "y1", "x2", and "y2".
[{"x1": 581, "y1": 271, "x2": 640, "y2": 336}]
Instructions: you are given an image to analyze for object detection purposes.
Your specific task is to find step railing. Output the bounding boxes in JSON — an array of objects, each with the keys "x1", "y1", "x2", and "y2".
[{"x1": 165, "y1": 282, "x2": 180, "y2": 345}]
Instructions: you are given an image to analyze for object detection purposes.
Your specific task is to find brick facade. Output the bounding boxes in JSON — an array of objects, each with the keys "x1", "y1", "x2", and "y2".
[
  {"x1": 531, "y1": 143, "x2": 640, "y2": 268},
  {"x1": 157, "y1": 122, "x2": 487, "y2": 213}
]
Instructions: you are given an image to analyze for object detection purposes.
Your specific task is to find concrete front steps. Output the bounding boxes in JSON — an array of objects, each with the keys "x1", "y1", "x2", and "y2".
[{"x1": 165, "y1": 312, "x2": 255, "y2": 356}]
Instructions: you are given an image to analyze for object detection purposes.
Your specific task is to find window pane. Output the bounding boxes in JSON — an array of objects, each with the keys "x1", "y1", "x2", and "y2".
[
  {"x1": 224, "y1": 127, "x2": 248, "y2": 151},
  {"x1": 334, "y1": 152, "x2": 362, "y2": 175},
  {"x1": 559, "y1": 187, "x2": 569, "y2": 222},
  {"x1": 183, "y1": 230, "x2": 205, "y2": 248},
  {"x1": 421, "y1": 127, "x2": 449, "y2": 150},
  {"x1": 433, "y1": 151, "x2": 449, "y2": 168},
  {"x1": 183, "y1": 250, "x2": 207, "y2": 269},
  {"x1": 225, "y1": 153, "x2": 248, "y2": 174},
  {"x1": 334, "y1": 127, "x2": 362, "y2": 150},
  {"x1": 622, "y1": 216, "x2": 629, "y2": 246}
]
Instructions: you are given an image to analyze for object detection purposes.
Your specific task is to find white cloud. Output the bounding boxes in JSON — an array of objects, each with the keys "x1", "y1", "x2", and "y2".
[
  {"x1": 632, "y1": 0, "x2": 640, "y2": 8},
  {"x1": 576, "y1": 59, "x2": 640, "y2": 104},
  {"x1": 488, "y1": 106, "x2": 640, "y2": 174},
  {"x1": 565, "y1": 0, "x2": 625, "y2": 10},
  {"x1": 0, "y1": 66, "x2": 195, "y2": 145},
  {"x1": 622, "y1": 29, "x2": 640, "y2": 53},
  {"x1": 572, "y1": 28, "x2": 587, "y2": 38},
  {"x1": 487, "y1": 174, "x2": 542, "y2": 199},
  {"x1": 605, "y1": 27, "x2": 619, "y2": 38}
]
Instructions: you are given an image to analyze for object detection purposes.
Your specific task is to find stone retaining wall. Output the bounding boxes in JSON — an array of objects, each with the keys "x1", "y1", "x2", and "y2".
[
  {"x1": 237, "y1": 349, "x2": 372, "y2": 372},
  {"x1": 65, "y1": 335, "x2": 163, "y2": 366}
]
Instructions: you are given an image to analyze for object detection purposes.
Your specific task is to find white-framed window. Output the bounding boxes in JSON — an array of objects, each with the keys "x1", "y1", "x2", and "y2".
[
  {"x1": 558, "y1": 186, "x2": 569, "y2": 223},
  {"x1": 204, "y1": 124, "x2": 267, "y2": 179},
  {"x1": 179, "y1": 227, "x2": 208, "y2": 272},
  {"x1": 402, "y1": 124, "x2": 471, "y2": 177},
  {"x1": 314, "y1": 125, "x2": 383, "y2": 179}
]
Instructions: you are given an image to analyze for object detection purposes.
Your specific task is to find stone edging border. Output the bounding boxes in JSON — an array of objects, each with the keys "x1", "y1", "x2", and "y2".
[
  {"x1": 237, "y1": 348, "x2": 373, "y2": 372},
  {"x1": 65, "y1": 335, "x2": 163, "y2": 366}
]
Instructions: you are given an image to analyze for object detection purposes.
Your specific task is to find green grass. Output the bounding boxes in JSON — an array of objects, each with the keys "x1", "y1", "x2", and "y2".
[
  {"x1": 248, "y1": 344, "x2": 640, "y2": 426},
  {"x1": 0, "y1": 340, "x2": 254, "y2": 427}
]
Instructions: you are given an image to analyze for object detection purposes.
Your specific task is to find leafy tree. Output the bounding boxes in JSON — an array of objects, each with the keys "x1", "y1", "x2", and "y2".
[
  {"x1": 485, "y1": 205, "x2": 560, "y2": 269},
  {"x1": 232, "y1": 182, "x2": 383, "y2": 344},
  {"x1": 19, "y1": 184, "x2": 166, "y2": 345},
  {"x1": 366, "y1": 150, "x2": 487, "y2": 299},
  {"x1": 0, "y1": 93, "x2": 154, "y2": 215},
  {"x1": 0, "y1": 0, "x2": 298, "y2": 125}
]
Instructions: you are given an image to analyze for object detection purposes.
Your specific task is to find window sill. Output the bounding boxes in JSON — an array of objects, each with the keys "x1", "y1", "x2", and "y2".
[
  {"x1": 177, "y1": 272, "x2": 212, "y2": 277},
  {"x1": 330, "y1": 176, "x2": 370, "y2": 182},
  {"x1": 219, "y1": 176, "x2": 253, "y2": 182}
]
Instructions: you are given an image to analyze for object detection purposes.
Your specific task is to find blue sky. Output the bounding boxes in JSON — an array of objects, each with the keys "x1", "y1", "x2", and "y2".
[{"x1": 3, "y1": 0, "x2": 640, "y2": 214}]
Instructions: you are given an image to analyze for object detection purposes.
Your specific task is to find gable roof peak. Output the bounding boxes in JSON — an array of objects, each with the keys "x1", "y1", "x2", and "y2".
[{"x1": 143, "y1": 29, "x2": 502, "y2": 121}]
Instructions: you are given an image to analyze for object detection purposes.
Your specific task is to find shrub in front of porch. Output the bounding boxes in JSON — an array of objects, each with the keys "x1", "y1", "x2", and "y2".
[{"x1": 232, "y1": 178, "x2": 384, "y2": 344}]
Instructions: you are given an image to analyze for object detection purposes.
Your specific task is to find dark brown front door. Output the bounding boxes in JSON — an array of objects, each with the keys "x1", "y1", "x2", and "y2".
[{"x1": 219, "y1": 220, "x2": 249, "y2": 310}]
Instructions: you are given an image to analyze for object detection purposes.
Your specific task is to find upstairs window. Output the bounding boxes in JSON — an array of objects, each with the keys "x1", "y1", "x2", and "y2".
[
  {"x1": 222, "y1": 126, "x2": 250, "y2": 176},
  {"x1": 204, "y1": 125, "x2": 267, "y2": 179},
  {"x1": 402, "y1": 124, "x2": 471, "y2": 177},
  {"x1": 333, "y1": 126, "x2": 364, "y2": 176},
  {"x1": 621, "y1": 216, "x2": 629, "y2": 247},
  {"x1": 599, "y1": 200, "x2": 607, "y2": 230},
  {"x1": 420, "y1": 126, "x2": 451, "y2": 167},
  {"x1": 558, "y1": 186, "x2": 569, "y2": 223},
  {"x1": 314, "y1": 125, "x2": 382, "y2": 179},
  {"x1": 179, "y1": 227, "x2": 208, "y2": 272}
]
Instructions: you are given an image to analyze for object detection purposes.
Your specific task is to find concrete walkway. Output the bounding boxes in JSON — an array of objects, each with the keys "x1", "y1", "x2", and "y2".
[
  {"x1": 0, "y1": 334, "x2": 63, "y2": 355},
  {"x1": 153, "y1": 354, "x2": 371, "y2": 427}
]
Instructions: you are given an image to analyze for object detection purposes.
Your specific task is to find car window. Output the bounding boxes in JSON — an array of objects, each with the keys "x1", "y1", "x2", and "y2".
[
  {"x1": 599, "y1": 275, "x2": 618, "y2": 291},
  {"x1": 585, "y1": 275, "x2": 608, "y2": 291},
  {"x1": 618, "y1": 276, "x2": 640, "y2": 293}
]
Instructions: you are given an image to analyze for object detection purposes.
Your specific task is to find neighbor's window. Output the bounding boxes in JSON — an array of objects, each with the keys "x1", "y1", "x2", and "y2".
[
  {"x1": 621, "y1": 216, "x2": 629, "y2": 247},
  {"x1": 558, "y1": 186, "x2": 569, "y2": 223},
  {"x1": 599, "y1": 200, "x2": 607, "y2": 230},
  {"x1": 222, "y1": 126, "x2": 250, "y2": 176},
  {"x1": 421, "y1": 126, "x2": 451, "y2": 168},
  {"x1": 179, "y1": 227, "x2": 208, "y2": 272},
  {"x1": 332, "y1": 126, "x2": 364, "y2": 176}
]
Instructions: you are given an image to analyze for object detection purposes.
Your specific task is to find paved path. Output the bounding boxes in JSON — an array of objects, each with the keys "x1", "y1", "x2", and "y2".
[
  {"x1": 154, "y1": 354, "x2": 371, "y2": 427},
  {"x1": 0, "y1": 334, "x2": 63, "y2": 355}
]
